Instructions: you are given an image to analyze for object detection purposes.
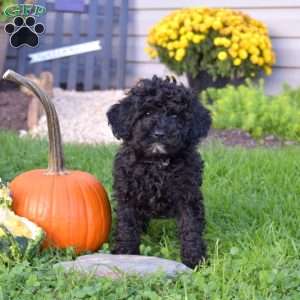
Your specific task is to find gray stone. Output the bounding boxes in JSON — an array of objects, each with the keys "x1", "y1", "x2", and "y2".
[
  {"x1": 54, "y1": 253, "x2": 191, "y2": 279},
  {"x1": 284, "y1": 140, "x2": 297, "y2": 146}
]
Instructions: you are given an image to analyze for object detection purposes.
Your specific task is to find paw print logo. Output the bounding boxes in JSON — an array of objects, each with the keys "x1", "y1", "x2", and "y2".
[{"x1": 4, "y1": 16, "x2": 45, "y2": 48}]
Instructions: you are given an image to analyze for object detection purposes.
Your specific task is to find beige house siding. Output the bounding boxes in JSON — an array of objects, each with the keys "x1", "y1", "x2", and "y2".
[{"x1": 126, "y1": 0, "x2": 300, "y2": 93}]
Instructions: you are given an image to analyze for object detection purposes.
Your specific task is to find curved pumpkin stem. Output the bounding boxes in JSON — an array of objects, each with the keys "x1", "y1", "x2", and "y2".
[{"x1": 3, "y1": 70, "x2": 65, "y2": 175}]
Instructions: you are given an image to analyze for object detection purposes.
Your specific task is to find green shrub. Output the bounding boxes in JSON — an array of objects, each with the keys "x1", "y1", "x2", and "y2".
[{"x1": 201, "y1": 80, "x2": 300, "y2": 141}]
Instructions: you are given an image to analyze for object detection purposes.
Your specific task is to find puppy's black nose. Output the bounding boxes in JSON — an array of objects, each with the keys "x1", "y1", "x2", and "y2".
[{"x1": 153, "y1": 129, "x2": 165, "y2": 138}]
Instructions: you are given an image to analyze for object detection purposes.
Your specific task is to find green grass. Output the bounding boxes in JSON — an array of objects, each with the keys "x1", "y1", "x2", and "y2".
[{"x1": 0, "y1": 131, "x2": 300, "y2": 299}]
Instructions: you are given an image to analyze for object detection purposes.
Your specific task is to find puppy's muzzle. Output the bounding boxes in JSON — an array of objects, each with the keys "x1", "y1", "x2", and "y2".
[{"x1": 150, "y1": 143, "x2": 167, "y2": 154}]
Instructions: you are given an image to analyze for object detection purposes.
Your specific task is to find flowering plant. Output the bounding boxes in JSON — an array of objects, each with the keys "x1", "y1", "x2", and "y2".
[
  {"x1": 0, "y1": 178, "x2": 12, "y2": 208},
  {"x1": 146, "y1": 8, "x2": 276, "y2": 80}
]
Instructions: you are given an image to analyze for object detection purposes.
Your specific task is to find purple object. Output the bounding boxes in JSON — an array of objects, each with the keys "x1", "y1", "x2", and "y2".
[{"x1": 55, "y1": 0, "x2": 84, "y2": 12}]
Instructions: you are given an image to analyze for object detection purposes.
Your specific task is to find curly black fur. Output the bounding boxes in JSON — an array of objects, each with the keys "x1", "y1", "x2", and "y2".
[{"x1": 107, "y1": 76, "x2": 211, "y2": 268}]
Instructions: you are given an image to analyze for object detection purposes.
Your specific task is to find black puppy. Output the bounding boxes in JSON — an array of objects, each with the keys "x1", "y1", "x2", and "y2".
[{"x1": 107, "y1": 76, "x2": 211, "y2": 268}]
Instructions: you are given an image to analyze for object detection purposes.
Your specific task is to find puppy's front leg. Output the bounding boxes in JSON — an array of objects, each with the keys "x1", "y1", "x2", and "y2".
[
  {"x1": 112, "y1": 203, "x2": 140, "y2": 254},
  {"x1": 176, "y1": 195, "x2": 206, "y2": 268}
]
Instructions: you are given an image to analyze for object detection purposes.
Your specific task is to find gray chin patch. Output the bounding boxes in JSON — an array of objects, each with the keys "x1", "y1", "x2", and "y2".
[{"x1": 150, "y1": 143, "x2": 167, "y2": 154}]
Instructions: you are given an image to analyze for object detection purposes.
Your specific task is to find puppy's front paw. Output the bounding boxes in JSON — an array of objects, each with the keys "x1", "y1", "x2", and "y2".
[
  {"x1": 182, "y1": 254, "x2": 206, "y2": 269},
  {"x1": 181, "y1": 242, "x2": 207, "y2": 268}
]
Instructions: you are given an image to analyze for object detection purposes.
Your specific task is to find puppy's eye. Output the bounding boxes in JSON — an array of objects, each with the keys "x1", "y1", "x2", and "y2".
[
  {"x1": 145, "y1": 111, "x2": 152, "y2": 117},
  {"x1": 170, "y1": 114, "x2": 178, "y2": 119}
]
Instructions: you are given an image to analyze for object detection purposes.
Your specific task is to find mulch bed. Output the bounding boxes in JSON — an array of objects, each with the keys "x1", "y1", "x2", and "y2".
[
  {"x1": 0, "y1": 79, "x2": 30, "y2": 131},
  {"x1": 206, "y1": 129, "x2": 298, "y2": 148}
]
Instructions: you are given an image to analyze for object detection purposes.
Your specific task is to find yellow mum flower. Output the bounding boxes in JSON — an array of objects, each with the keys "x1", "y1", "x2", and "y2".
[
  {"x1": 179, "y1": 27, "x2": 187, "y2": 35},
  {"x1": 264, "y1": 66, "x2": 272, "y2": 76},
  {"x1": 146, "y1": 7, "x2": 275, "y2": 76},
  {"x1": 203, "y1": 17, "x2": 213, "y2": 28},
  {"x1": 193, "y1": 15, "x2": 203, "y2": 25},
  {"x1": 231, "y1": 43, "x2": 239, "y2": 50},
  {"x1": 239, "y1": 49, "x2": 248, "y2": 60},
  {"x1": 223, "y1": 38, "x2": 231, "y2": 48},
  {"x1": 199, "y1": 24, "x2": 208, "y2": 32},
  {"x1": 167, "y1": 43, "x2": 174, "y2": 50},
  {"x1": 214, "y1": 37, "x2": 221, "y2": 46},
  {"x1": 170, "y1": 21, "x2": 180, "y2": 29},
  {"x1": 240, "y1": 40, "x2": 250, "y2": 50},
  {"x1": 229, "y1": 49, "x2": 238, "y2": 58},
  {"x1": 175, "y1": 48, "x2": 186, "y2": 61},
  {"x1": 250, "y1": 55, "x2": 259, "y2": 64},
  {"x1": 250, "y1": 37, "x2": 258, "y2": 45},
  {"x1": 212, "y1": 20, "x2": 222, "y2": 30},
  {"x1": 260, "y1": 44, "x2": 266, "y2": 51},
  {"x1": 232, "y1": 35, "x2": 240, "y2": 43},
  {"x1": 249, "y1": 46, "x2": 259, "y2": 56},
  {"x1": 263, "y1": 50, "x2": 272, "y2": 63},
  {"x1": 184, "y1": 19, "x2": 192, "y2": 27},
  {"x1": 180, "y1": 35, "x2": 189, "y2": 42},
  {"x1": 257, "y1": 57, "x2": 264, "y2": 66},
  {"x1": 177, "y1": 40, "x2": 187, "y2": 48},
  {"x1": 192, "y1": 23, "x2": 201, "y2": 31},
  {"x1": 186, "y1": 32, "x2": 194, "y2": 41},
  {"x1": 147, "y1": 34, "x2": 156, "y2": 44},
  {"x1": 170, "y1": 31, "x2": 178, "y2": 40},
  {"x1": 177, "y1": 48, "x2": 186, "y2": 56},
  {"x1": 264, "y1": 66, "x2": 272, "y2": 75},
  {"x1": 218, "y1": 51, "x2": 228, "y2": 61},
  {"x1": 179, "y1": 36, "x2": 189, "y2": 48},
  {"x1": 145, "y1": 47, "x2": 158, "y2": 59},
  {"x1": 220, "y1": 27, "x2": 232, "y2": 35},
  {"x1": 233, "y1": 58, "x2": 242, "y2": 66},
  {"x1": 173, "y1": 41, "x2": 180, "y2": 48},
  {"x1": 192, "y1": 34, "x2": 204, "y2": 44},
  {"x1": 185, "y1": 25, "x2": 193, "y2": 32}
]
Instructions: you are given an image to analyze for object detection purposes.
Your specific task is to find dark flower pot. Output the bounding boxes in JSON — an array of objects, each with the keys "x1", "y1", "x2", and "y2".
[{"x1": 187, "y1": 71, "x2": 244, "y2": 94}]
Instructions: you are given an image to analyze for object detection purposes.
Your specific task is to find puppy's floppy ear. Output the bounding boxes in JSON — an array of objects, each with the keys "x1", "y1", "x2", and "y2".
[
  {"x1": 107, "y1": 99, "x2": 134, "y2": 140},
  {"x1": 189, "y1": 99, "x2": 212, "y2": 143}
]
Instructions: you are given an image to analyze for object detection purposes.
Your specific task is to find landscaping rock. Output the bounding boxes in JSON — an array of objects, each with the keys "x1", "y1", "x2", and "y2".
[{"x1": 55, "y1": 253, "x2": 191, "y2": 279}]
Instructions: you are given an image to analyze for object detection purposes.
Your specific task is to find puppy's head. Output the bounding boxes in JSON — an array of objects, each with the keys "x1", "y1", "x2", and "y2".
[{"x1": 107, "y1": 76, "x2": 211, "y2": 157}]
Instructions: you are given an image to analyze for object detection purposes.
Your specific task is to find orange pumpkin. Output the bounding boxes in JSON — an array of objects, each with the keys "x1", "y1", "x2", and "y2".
[{"x1": 3, "y1": 70, "x2": 111, "y2": 253}]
